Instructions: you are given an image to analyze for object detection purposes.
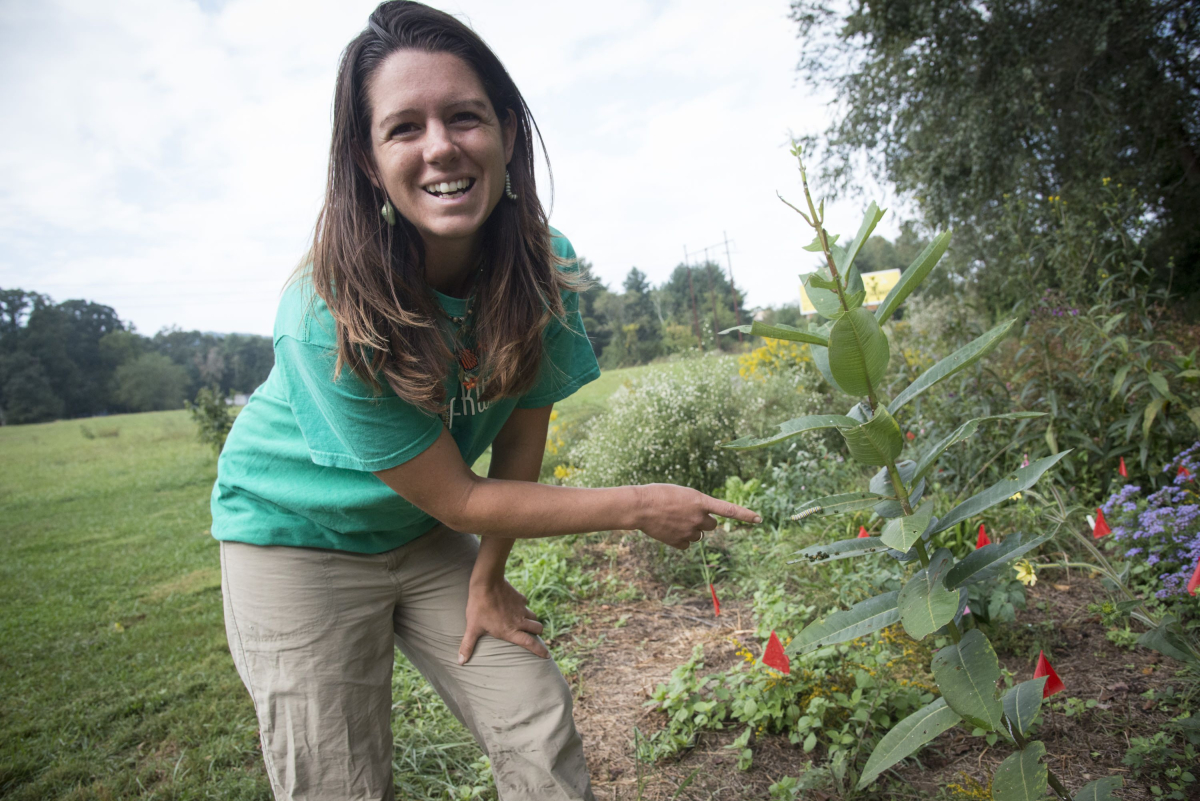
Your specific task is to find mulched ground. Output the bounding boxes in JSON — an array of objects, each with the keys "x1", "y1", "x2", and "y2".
[{"x1": 562, "y1": 536, "x2": 1191, "y2": 801}]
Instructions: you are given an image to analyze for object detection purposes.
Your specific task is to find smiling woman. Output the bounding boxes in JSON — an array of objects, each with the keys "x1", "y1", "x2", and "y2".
[{"x1": 205, "y1": 2, "x2": 759, "y2": 800}]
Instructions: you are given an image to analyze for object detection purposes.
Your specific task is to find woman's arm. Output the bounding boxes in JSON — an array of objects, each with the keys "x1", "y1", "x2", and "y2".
[{"x1": 373, "y1": 425, "x2": 760, "y2": 549}]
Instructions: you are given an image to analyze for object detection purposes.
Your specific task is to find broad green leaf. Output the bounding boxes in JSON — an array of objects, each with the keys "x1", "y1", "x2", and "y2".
[
  {"x1": 880, "y1": 501, "x2": 936, "y2": 551},
  {"x1": 944, "y1": 532, "x2": 1053, "y2": 588},
  {"x1": 845, "y1": 264, "x2": 866, "y2": 295},
  {"x1": 835, "y1": 202, "x2": 885, "y2": 274},
  {"x1": 1072, "y1": 777, "x2": 1124, "y2": 801},
  {"x1": 870, "y1": 461, "x2": 916, "y2": 494},
  {"x1": 899, "y1": 548, "x2": 959, "y2": 640},
  {"x1": 791, "y1": 492, "x2": 885, "y2": 518},
  {"x1": 889, "y1": 320, "x2": 1016, "y2": 413},
  {"x1": 788, "y1": 591, "x2": 901, "y2": 656},
  {"x1": 1142, "y1": 397, "x2": 1166, "y2": 441},
  {"x1": 808, "y1": 271, "x2": 840, "y2": 291},
  {"x1": 839, "y1": 405, "x2": 904, "y2": 466},
  {"x1": 720, "y1": 321, "x2": 829, "y2": 346},
  {"x1": 931, "y1": 629, "x2": 1004, "y2": 731},
  {"x1": 804, "y1": 269, "x2": 843, "y2": 317},
  {"x1": 1109, "y1": 364, "x2": 1131, "y2": 402},
  {"x1": 1189, "y1": 407, "x2": 1200, "y2": 436},
  {"x1": 843, "y1": 288, "x2": 867, "y2": 310},
  {"x1": 874, "y1": 231, "x2": 952, "y2": 324},
  {"x1": 1102, "y1": 312, "x2": 1126, "y2": 334},
  {"x1": 1147, "y1": 371, "x2": 1170, "y2": 397},
  {"x1": 911, "y1": 413, "x2": 1045, "y2": 484},
  {"x1": 802, "y1": 233, "x2": 839, "y2": 252},
  {"x1": 1137, "y1": 615, "x2": 1195, "y2": 664},
  {"x1": 722, "y1": 414, "x2": 858, "y2": 451},
  {"x1": 991, "y1": 741, "x2": 1048, "y2": 801},
  {"x1": 933, "y1": 452, "x2": 1070, "y2": 534},
  {"x1": 811, "y1": 344, "x2": 838, "y2": 387},
  {"x1": 1002, "y1": 678, "x2": 1047, "y2": 736},
  {"x1": 856, "y1": 697, "x2": 961, "y2": 789},
  {"x1": 789, "y1": 537, "x2": 890, "y2": 565},
  {"x1": 828, "y1": 308, "x2": 890, "y2": 397},
  {"x1": 847, "y1": 401, "x2": 872, "y2": 423}
]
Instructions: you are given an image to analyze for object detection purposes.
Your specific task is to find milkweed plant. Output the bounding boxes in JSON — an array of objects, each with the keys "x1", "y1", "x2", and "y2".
[{"x1": 720, "y1": 144, "x2": 1127, "y2": 800}]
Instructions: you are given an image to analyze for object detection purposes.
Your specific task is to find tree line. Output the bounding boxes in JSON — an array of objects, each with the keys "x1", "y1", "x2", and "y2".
[
  {"x1": 0, "y1": 289, "x2": 273, "y2": 425},
  {"x1": 578, "y1": 227, "x2": 928, "y2": 368}
]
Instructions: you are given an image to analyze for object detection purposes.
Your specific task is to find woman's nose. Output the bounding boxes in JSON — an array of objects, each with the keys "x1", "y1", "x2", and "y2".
[{"x1": 424, "y1": 122, "x2": 459, "y2": 164}]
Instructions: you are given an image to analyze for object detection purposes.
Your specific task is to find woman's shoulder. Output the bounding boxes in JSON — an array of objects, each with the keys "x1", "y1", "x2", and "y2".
[
  {"x1": 549, "y1": 227, "x2": 578, "y2": 267},
  {"x1": 273, "y1": 268, "x2": 337, "y2": 349}
]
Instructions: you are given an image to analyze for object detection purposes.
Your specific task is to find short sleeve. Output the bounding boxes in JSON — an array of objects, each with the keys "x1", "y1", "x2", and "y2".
[
  {"x1": 515, "y1": 235, "x2": 601, "y2": 409},
  {"x1": 276, "y1": 335, "x2": 443, "y2": 471}
]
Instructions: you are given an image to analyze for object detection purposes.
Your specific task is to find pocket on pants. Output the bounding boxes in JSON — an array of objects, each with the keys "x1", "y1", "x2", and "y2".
[{"x1": 221, "y1": 541, "x2": 339, "y2": 644}]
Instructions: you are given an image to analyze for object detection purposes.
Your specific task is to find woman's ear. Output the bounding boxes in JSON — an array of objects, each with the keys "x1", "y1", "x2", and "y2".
[
  {"x1": 353, "y1": 146, "x2": 382, "y2": 191},
  {"x1": 502, "y1": 108, "x2": 517, "y2": 164}
]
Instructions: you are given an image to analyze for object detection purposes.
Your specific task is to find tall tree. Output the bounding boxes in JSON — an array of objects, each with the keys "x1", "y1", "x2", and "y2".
[{"x1": 792, "y1": 0, "x2": 1200, "y2": 304}]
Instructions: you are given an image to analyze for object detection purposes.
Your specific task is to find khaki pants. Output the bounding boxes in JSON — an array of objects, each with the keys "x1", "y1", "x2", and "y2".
[{"x1": 220, "y1": 526, "x2": 594, "y2": 801}]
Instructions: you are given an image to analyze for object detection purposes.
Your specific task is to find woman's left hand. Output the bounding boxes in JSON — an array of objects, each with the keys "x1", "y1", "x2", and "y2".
[{"x1": 458, "y1": 575, "x2": 548, "y2": 665}]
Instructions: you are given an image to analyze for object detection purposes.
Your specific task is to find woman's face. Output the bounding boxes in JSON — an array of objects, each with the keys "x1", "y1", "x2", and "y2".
[{"x1": 365, "y1": 50, "x2": 516, "y2": 259}]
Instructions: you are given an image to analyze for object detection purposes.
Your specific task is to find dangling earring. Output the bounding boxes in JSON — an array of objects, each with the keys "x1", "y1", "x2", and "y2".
[
  {"x1": 380, "y1": 198, "x2": 397, "y2": 226},
  {"x1": 504, "y1": 169, "x2": 518, "y2": 201}
]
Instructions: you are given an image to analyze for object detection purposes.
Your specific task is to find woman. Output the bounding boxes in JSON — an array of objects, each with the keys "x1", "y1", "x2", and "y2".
[{"x1": 211, "y1": 3, "x2": 760, "y2": 799}]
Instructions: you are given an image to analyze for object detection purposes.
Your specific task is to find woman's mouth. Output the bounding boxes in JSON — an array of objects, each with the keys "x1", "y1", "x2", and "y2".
[{"x1": 422, "y1": 178, "x2": 475, "y2": 199}]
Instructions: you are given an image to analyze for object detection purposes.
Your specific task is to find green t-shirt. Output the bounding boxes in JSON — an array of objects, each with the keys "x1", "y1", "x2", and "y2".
[{"x1": 210, "y1": 232, "x2": 600, "y2": 554}]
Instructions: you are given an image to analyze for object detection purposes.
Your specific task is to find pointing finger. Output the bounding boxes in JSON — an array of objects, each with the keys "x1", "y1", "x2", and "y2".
[{"x1": 706, "y1": 497, "x2": 762, "y2": 525}]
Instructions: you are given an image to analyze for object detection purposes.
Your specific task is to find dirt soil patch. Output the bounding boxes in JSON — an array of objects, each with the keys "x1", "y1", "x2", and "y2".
[{"x1": 566, "y1": 541, "x2": 1189, "y2": 800}]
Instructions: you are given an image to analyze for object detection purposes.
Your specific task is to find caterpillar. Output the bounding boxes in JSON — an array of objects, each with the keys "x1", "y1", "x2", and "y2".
[{"x1": 791, "y1": 506, "x2": 822, "y2": 521}]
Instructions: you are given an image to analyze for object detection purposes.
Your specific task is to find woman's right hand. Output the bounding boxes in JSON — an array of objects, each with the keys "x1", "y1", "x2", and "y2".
[{"x1": 633, "y1": 483, "x2": 762, "y2": 550}]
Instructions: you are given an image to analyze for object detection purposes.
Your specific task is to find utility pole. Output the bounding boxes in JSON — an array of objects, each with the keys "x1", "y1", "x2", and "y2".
[
  {"x1": 684, "y1": 246, "x2": 703, "y2": 350},
  {"x1": 724, "y1": 231, "x2": 743, "y2": 342},
  {"x1": 705, "y1": 247, "x2": 720, "y2": 351}
]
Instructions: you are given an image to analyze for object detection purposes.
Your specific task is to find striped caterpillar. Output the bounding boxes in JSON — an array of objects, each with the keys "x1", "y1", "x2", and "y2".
[{"x1": 791, "y1": 506, "x2": 822, "y2": 521}]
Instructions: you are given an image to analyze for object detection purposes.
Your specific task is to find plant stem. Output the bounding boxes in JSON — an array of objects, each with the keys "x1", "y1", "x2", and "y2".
[
  {"x1": 885, "y1": 462, "x2": 915, "y2": 517},
  {"x1": 792, "y1": 147, "x2": 881, "y2": 411}
]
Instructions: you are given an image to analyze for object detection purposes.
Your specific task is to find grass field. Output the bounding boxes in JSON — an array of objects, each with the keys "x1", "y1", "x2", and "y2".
[{"x1": 0, "y1": 364, "x2": 652, "y2": 800}]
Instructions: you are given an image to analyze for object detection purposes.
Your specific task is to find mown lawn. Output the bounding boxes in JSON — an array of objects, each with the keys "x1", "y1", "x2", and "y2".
[{"x1": 0, "y1": 365, "x2": 649, "y2": 800}]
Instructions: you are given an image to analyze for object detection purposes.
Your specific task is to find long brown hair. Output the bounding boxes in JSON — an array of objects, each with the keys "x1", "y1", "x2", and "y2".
[{"x1": 311, "y1": 0, "x2": 581, "y2": 413}]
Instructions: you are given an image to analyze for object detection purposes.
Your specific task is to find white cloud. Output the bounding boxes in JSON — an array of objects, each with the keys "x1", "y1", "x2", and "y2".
[{"x1": 0, "y1": 0, "x2": 900, "y2": 336}]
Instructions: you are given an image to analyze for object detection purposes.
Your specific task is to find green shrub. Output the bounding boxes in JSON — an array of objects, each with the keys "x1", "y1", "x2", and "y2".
[
  {"x1": 566, "y1": 356, "x2": 817, "y2": 494},
  {"x1": 185, "y1": 385, "x2": 235, "y2": 456}
]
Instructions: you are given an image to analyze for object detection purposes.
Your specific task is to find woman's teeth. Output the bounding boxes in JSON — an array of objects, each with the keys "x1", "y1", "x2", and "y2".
[{"x1": 424, "y1": 178, "x2": 473, "y2": 197}]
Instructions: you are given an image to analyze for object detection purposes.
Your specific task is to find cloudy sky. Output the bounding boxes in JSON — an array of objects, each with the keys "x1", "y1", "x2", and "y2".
[{"x1": 0, "y1": 0, "x2": 899, "y2": 337}]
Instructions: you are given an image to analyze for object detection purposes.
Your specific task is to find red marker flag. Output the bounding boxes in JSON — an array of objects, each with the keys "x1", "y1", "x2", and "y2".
[
  {"x1": 976, "y1": 524, "x2": 992, "y2": 549},
  {"x1": 1093, "y1": 508, "x2": 1111, "y2": 538},
  {"x1": 1032, "y1": 650, "x2": 1065, "y2": 697},
  {"x1": 1187, "y1": 556, "x2": 1200, "y2": 597},
  {"x1": 857, "y1": 526, "x2": 870, "y2": 539},
  {"x1": 1118, "y1": 457, "x2": 1128, "y2": 478},
  {"x1": 709, "y1": 583, "x2": 721, "y2": 617},
  {"x1": 762, "y1": 631, "x2": 790, "y2": 674}
]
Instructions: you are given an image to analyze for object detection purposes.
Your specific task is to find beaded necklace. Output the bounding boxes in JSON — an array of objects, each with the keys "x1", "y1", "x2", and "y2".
[{"x1": 436, "y1": 266, "x2": 484, "y2": 428}]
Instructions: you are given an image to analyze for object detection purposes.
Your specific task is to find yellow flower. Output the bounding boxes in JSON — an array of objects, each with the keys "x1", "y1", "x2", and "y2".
[
  {"x1": 1014, "y1": 559, "x2": 1037, "y2": 587},
  {"x1": 1102, "y1": 177, "x2": 1111, "y2": 186}
]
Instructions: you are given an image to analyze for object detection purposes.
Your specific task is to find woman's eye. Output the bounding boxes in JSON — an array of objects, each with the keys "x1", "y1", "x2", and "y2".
[
  {"x1": 451, "y1": 112, "x2": 480, "y2": 124},
  {"x1": 391, "y1": 123, "x2": 418, "y2": 136}
]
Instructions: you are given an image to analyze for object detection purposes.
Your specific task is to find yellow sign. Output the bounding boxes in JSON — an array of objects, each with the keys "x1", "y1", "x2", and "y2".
[{"x1": 799, "y1": 268, "x2": 902, "y2": 315}]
